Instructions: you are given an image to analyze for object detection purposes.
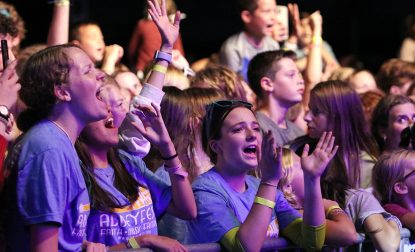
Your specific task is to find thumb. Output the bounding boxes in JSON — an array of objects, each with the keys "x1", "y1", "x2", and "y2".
[
  {"x1": 173, "y1": 11, "x2": 181, "y2": 28},
  {"x1": 301, "y1": 144, "x2": 310, "y2": 158}
]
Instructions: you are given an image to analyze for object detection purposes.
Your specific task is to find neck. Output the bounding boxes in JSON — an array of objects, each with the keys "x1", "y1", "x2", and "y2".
[
  {"x1": 244, "y1": 30, "x2": 264, "y2": 48},
  {"x1": 260, "y1": 98, "x2": 289, "y2": 128},
  {"x1": 399, "y1": 196, "x2": 415, "y2": 212},
  {"x1": 87, "y1": 144, "x2": 110, "y2": 168},
  {"x1": 215, "y1": 163, "x2": 247, "y2": 193},
  {"x1": 48, "y1": 112, "x2": 85, "y2": 145}
]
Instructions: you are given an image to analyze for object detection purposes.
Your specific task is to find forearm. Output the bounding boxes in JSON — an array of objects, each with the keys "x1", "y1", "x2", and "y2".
[
  {"x1": 302, "y1": 176, "x2": 325, "y2": 227},
  {"x1": 144, "y1": 44, "x2": 172, "y2": 90},
  {"x1": 325, "y1": 218, "x2": 358, "y2": 247},
  {"x1": 47, "y1": 2, "x2": 69, "y2": 46},
  {"x1": 162, "y1": 142, "x2": 196, "y2": 219},
  {"x1": 30, "y1": 224, "x2": 59, "y2": 252},
  {"x1": 237, "y1": 183, "x2": 277, "y2": 251},
  {"x1": 365, "y1": 215, "x2": 401, "y2": 252}
]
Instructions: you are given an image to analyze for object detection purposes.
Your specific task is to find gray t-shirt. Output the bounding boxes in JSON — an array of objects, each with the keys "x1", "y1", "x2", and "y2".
[
  {"x1": 344, "y1": 189, "x2": 401, "y2": 234},
  {"x1": 256, "y1": 111, "x2": 305, "y2": 147},
  {"x1": 219, "y1": 31, "x2": 279, "y2": 81}
]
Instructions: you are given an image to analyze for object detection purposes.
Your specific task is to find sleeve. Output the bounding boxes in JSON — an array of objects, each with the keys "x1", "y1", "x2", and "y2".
[
  {"x1": 219, "y1": 39, "x2": 241, "y2": 73},
  {"x1": 17, "y1": 149, "x2": 68, "y2": 226},
  {"x1": 0, "y1": 135, "x2": 8, "y2": 184},
  {"x1": 274, "y1": 190, "x2": 325, "y2": 250},
  {"x1": 188, "y1": 185, "x2": 240, "y2": 243},
  {"x1": 123, "y1": 152, "x2": 172, "y2": 217},
  {"x1": 118, "y1": 83, "x2": 165, "y2": 156}
]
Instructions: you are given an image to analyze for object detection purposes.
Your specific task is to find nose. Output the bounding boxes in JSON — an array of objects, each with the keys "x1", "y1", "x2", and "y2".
[
  {"x1": 246, "y1": 128, "x2": 258, "y2": 141},
  {"x1": 96, "y1": 70, "x2": 105, "y2": 81},
  {"x1": 304, "y1": 110, "x2": 312, "y2": 122}
]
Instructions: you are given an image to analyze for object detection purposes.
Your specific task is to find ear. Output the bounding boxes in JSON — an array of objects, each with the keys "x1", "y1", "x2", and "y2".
[
  {"x1": 394, "y1": 181, "x2": 408, "y2": 195},
  {"x1": 209, "y1": 139, "x2": 221, "y2": 154},
  {"x1": 54, "y1": 85, "x2": 71, "y2": 102},
  {"x1": 241, "y1": 10, "x2": 252, "y2": 24},
  {"x1": 260, "y1": 76, "x2": 274, "y2": 93},
  {"x1": 72, "y1": 40, "x2": 81, "y2": 46},
  {"x1": 189, "y1": 117, "x2": 202, "y2": 131},
  {"x1": 389, "y1": 85, "x2": 402, "y2": 95}
]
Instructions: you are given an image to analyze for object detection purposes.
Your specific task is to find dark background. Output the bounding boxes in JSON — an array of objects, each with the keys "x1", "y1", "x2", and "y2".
[{"x1": 6, "y1": 0, "x2": 415, "y2": 73}]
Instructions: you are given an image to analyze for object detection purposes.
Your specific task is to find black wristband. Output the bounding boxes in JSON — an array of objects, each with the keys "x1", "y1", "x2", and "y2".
[{"x1": 161, "y1": 153, "x2": 178, "y2": 161}]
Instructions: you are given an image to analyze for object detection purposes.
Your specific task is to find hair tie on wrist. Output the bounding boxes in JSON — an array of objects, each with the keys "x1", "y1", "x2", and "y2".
[{"x1": 161, "y1": 153, "x2": 178, "y2": 161}]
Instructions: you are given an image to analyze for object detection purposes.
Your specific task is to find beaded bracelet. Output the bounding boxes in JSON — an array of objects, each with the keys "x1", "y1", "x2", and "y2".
[
  {"x1": 326, "y1": 205, "x2": 343, "y2": 218},
  {"x1": 254, "y1": 196, "x2": 276, "y2": 209}
]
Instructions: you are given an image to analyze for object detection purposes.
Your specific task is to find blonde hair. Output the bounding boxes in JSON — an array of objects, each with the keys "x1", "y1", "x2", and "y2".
[
  {"x1": 278, "y1": 148, "x2": 299, "y2": 208},
  {"x1": 372, "y1": 149, "x2": 415, "y2": 204}
]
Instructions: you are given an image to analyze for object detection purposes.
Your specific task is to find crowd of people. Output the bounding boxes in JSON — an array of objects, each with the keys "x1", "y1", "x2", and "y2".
[{"x1": 0, "y1": 0, "x2": 415, "y2": 251}]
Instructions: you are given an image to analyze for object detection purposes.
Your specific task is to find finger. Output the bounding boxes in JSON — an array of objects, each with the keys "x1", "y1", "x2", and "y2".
[
  {"x1": 131, "y1": 121, "x2": 146, "y2": 135},
  {"x1": 173, "y1": 11, "x2": 181, "y2": 28},
  {"x1": 315, "y1": 131, "x2": 327, "y2": 150},
  {"x1": 2, "y1": 60, "x2": 17, "y2": 81},
  {"x1": 151, "y1": 0, "x2": 162, "y2": 16},
  {"x1": 301, "y1": 144, "x2": 310, "y2": 158},
  {"x1": 148, "y1": 7, "x2": 159, "y2": 22},
  {"x1": 161, "y1": 0, "x2": 166, "y2": 16},
  {"x1": 326, "y1": 135, "x2": 335, "y2": 153},
  {"x1": 135, "y1": 103, "x2": 157, "y2": 117},
  {"x1": 328, "y1": 145, "x2": 339, "y2": 160},
  {"x1": 320, "y1": 131, "x2": 332, "y2": 151},
  {"x1": 150, "y1": 102, "x2": 161, "y2": 118}
]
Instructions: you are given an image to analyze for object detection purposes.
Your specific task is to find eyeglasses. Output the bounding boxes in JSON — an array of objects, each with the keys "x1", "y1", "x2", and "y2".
[{"x1": 402, "y1": 169, "x2": 415, "y2": 181}]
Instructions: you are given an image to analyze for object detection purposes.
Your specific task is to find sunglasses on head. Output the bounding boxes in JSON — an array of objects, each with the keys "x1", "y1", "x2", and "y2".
[{"x1": 211, "y1": 100, "x2": 253, "y2": 109}]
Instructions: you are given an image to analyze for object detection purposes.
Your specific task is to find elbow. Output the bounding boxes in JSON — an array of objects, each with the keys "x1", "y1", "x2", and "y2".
[
  {"x1": 342, "y1": 229, "x2": 360, "y2": 247},
  {"x1": 180, "y1": 206, "x2": 197, "y2": 220}
]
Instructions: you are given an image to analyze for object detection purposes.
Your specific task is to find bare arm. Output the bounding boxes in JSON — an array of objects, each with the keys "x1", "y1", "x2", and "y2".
[
  {"x1": 47, "y1": 1, "x2": 69, "y2": 46},
  {"x1": 323, "y1": 199, "x2": 359, "y2": 247},
  {"x1": 364, "y1": 214, "x2": 401, "y2": 252},
  {"x1": 400, "y1": 212, "x2": 415, "y2": 231},
  {"x1": 30, "y1": 224, "x2": 59, "y2": 252}
]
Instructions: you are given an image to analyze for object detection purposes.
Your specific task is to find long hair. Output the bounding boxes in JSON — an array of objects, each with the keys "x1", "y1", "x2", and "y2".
[
  {"x1": 17, "y1": 44, "x2": 76, "y2": 132},
  {"x1": 152, "y1": 86, "x2": 222, "y2": 181},
  {"x1": 372, "y1": 149, "x2": 415, "y2": 204},
  {"x1": 76, "y1": 138, "x2": 140, "y2": 212},
  {"x1": 310, "y1": 80, "x2": 379, "y2": 204}
]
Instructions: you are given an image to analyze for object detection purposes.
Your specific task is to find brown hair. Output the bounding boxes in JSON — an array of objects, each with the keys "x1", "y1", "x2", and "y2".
[{"x1": 376, "y1": 59, "x2": 415, "y2": 94}]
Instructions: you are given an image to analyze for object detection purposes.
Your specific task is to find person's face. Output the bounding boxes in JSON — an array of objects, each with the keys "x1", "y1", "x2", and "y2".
[
  {"x1": 66, "y1": 47, "x2": 108, "y2": 124},
  {"x1": 384, "y1": 103, "x2": 415, "y2": 150},
  {"x1": 0, "y1": 33, "x2": 16, "y2": 76},
  {"x1": 271, "y1": 58, "x2": 304, "y2": 106},
  {"x1": 76, "y1": 24, "x2": 105, "y2": 63},
  {"x1": 212, "y1": 107, "x2": 262, "y2": 173},
  {"x1": 299, "y1": 18, "x2": 312, "y2": 45},
  {"x1": 247, "y1": 0, "x2": 277, "y2": 37},
  {"x1": 304, "y1": 100, "x2": 329, "y2": 139},
  {"x1": 115, "y1": 72, "x2": 142, "y2": 98},
  {"x1": 349, "y1": 71, "x2": 377, "y2": 94},
  {"x1": 82, "y1": 85, "x2": 128, "y2": 149},
  {"x1": 401, "y1": 157, "x2": 415, "y2": 201}
]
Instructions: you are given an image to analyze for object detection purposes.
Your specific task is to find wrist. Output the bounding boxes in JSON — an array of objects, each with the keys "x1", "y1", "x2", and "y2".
[
  {"x1": 160, "y1": 44, "x2": 173, "y2": 54},
  {"x1": 158, "y1": 142, "x2": 176, "y2": 157}
]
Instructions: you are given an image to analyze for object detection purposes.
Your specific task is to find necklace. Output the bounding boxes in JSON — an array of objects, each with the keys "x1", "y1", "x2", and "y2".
[{"x1": 49, "y1": 120, "x2": 75, "y2": 146}]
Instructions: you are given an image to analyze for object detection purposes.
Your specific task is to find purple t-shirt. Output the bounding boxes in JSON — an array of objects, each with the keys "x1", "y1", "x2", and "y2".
[
  {"x1": 6, "y1": 120, "x2": 89, "y2": 252},
  {"x1": 86, "y1": 150, "x2": 171, "y2": 246}
]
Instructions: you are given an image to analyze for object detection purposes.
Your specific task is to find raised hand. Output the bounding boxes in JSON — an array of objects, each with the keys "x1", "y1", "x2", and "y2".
[
  {"x1": 301, "y1": 131, "x2": 338, "y2": 178},
  {"x1": 258, "y1": 131, "x2": 282, "y2": 185},
  {"x1": 0, "y1": 60, "x2": 20, "y2": 109},
  {"x1": 288, "y1": 3, "x2": 302, "y2": 39},
  {"x1": 147, "y1": 0, "x2": 180, "y2": 50},
  {"x1": 130, "y1": 102, "x2": 172, "y2": 150}
]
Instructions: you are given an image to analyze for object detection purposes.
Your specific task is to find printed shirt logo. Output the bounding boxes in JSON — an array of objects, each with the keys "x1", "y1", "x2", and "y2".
[
  {"x1": 267, "y1": 218, "x2": 279, "y2": 238},
  {"x1": 88, "y1": 187, "x2": 158, "y2": 246}
]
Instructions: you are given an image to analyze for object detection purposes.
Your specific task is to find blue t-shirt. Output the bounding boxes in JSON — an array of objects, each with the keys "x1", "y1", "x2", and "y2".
[
  {"x1": 187, "y1": 168, "x2": 301, "y2": 243},
  {"x1": 86, "y1": 150, "x2": 172, "y2": 246},
  {"x1": 6, "y1": 120, "x2": 89, "y2": 252}
]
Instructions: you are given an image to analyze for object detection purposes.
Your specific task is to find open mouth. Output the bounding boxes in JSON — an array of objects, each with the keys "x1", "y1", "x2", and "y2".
[
  {"x1": 243, "y1": 145, "x2": 257, "y2": 155},
  {"x1": 104, "y1": 117, "x2": 115, "y2": 128}
]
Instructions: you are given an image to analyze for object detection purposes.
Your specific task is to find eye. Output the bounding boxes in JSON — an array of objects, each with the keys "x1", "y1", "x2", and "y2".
[
  {"x1": 396, "y1": 116, "x2": 409, "y2": 124},
  {"x1": 253, "y1": 125, "x2": 261, "y2": 132},
  {"x1": 232, "y1": 127, "x2": 243, "y2": 133}
]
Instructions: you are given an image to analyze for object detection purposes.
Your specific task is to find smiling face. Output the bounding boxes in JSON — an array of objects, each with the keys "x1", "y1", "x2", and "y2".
[
  {"x1": 384, "y1": 103, "x2": 415, "y2": 150},
  {"x1": 211, "y1": 107, "x2": 262, "y2": 174},
  {"x1": 66, "y1": 47, "x2": 108, "y2": 124},
  {"x1": 270, "y1": 58, "x2": 304, "y2": 106},
  {"x1": 245, "y1": 0, "x2": 277, "y2": 37},
  {"x1": 82, "y1": 85, "x2": 128, "y2": 149}
]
